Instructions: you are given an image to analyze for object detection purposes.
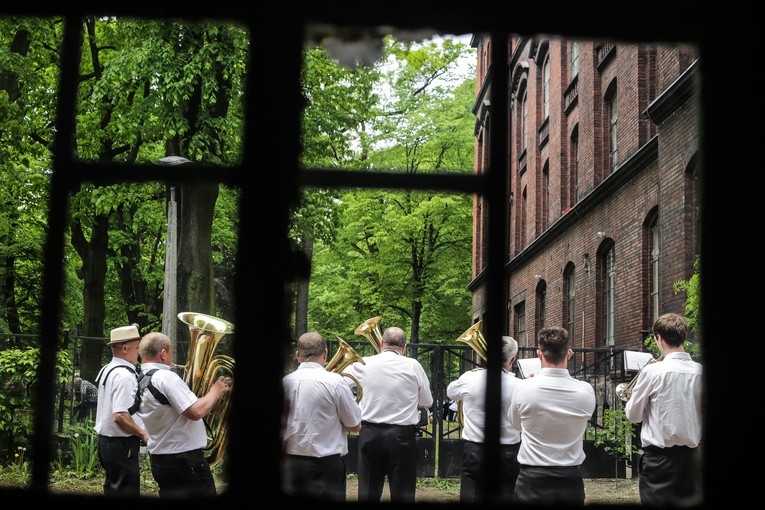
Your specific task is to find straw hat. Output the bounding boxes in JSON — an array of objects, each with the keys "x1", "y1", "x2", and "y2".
[{"x1": 107, "y1": 325, "x2": 141, "y2": 345}]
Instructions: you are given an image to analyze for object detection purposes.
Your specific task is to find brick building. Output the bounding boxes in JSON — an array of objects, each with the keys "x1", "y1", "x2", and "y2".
[{"x1": 470, "y1": 35, "x2": 700, "y2": 353}]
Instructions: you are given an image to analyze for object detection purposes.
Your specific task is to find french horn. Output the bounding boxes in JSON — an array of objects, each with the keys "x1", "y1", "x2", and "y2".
[
  {"x1": 177, "y1": 312, "x2": 235, "y2": 468},
  {"x1": 326, "y1": 337, "x2": 365, "y2": 402}
]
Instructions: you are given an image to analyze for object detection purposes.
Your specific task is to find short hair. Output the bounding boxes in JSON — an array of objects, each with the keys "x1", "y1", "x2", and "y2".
[
  {"x1": 381, "y1": 327, "x2": 406, "y2": 347},
  {"x1": 139, "y1": 332, "x2": 172, "y2": 359},
  {"x1": 537, "y1": 326, "x2": 569, "y2": 364},
  {"x1": 652, "y1": 312, "x2": 688, "y2": 347},
  {"x1": 296, "y1": 331, "x2": 327, "y2": 359},
  {"x1": 501, "y1": 336, "x2": 518, "y2": 362}
]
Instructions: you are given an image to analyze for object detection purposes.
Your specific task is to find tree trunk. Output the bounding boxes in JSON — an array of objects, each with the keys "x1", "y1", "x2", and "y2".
[
  {"x1": 70, "y1": 213, "x2": 109, "y2": 381},
  {"x1": 175, "y1": 181, "x2": 219, "y2": 364}
]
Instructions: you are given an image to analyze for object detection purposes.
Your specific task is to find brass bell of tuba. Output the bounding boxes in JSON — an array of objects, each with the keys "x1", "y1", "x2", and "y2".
[
  {"x1": 456, "y1": 321, "x2": 488, "y2": 362},
  {"x1": 177, "y1": 312, "x2": 235, "y2": 468},
  {"x1": 326, "y1": 337, "x2": 365, "y2": 402},
  {"x1": 354, "y1": 316, "x2": 383, "y2": 353},
  {"x1": 454, "y1": 321, "x2": 489, "y2": 427}
]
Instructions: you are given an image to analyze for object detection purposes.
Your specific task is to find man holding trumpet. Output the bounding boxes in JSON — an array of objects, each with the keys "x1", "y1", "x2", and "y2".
[{"x1": 625, "y1": 312, "x2": 703, "y2": 507}]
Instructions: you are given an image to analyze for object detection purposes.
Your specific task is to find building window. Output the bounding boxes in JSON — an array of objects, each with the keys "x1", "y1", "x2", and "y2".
[
  {"x1": 541, "y1": 162, "x2": 549, "y2": 231},
  {"x1": 564, "y1": 262, "x2": 576, "y2": 344},
  {"x1": 536, "y1": 279, "x2": 547, "y2": 335},
  {"x1": 569, "y1": 126, "x2": 579, "y2": 207},
  {"x1": 604, "y1": 245, "x2": 616, "y2": 346},
  {"x1": 515, "y1": 301, "x2": 527, "y2": 347},
  {"x1": 521, "y1": 87, "x2": 528, "y2": 154},
  {"x1": 606, "y1": 85, "x2": 618, "y2": 171},
  {"x1": 649, "y1": 215, "x2": 659, "y2": 324},
  {"x1": 571, "y1": 41, "x2": 579, "y2": 79},
  {"x1": 543, "y1": 54, "x2": 551, "y2": 120},
  {"x1": 521, "y1": 186, "x2": 528, "y2": 248}
]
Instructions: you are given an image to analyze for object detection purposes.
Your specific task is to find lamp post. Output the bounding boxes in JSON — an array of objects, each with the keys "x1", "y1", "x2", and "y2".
[{"x1": 155, "y1": 156, "x2": 191, "y2": 362}]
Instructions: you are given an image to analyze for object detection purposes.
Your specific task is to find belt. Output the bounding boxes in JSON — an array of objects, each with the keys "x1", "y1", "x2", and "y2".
[
  {"x1": 98, "y1": 435, "x2": 139, "y2": 443},
  {"x1": 361, "y1": 421, "x2": 413, "y2": 428},
  {"x1": 150, "y1": 448, "x2": 204, "y2": 461}
]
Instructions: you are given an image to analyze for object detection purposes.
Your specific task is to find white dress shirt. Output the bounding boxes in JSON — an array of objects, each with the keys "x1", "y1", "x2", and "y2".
[
  {"x1": 624, "y1": 351, "x2": 702, "y2": 448},
  {"x1": 447, "y1": 368, "x2": 521, "y2": 444},
  {"x1": 508, "y1": 367, "x2": 596, "y2": 466},
  {"x1": 135, "y1": 362, "x2": 204, "y2": 455},
  {"x1": 94, "y1": 358, "x2": 143, "y2": 437},
  {"x1": 282, "y1": 361, "x2": 362, "y2": 457},
  {"x1": 344, "y1": 350, "x2": 433, "y2": 425}
]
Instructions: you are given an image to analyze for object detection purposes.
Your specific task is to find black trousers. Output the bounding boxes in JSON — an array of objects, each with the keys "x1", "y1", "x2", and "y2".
[
  {"x1": 283, "y1": 453, "x2": 347, "y2": 501},
  {"x1": 514, "y1": 465, "x2": 585, "y2": 506},
  {"x1": 97, "y1": 435, "x2": 141, "y2": 497},
  {"x1": 460, "y1": 440, "x2": 520, "y2": 503},
  {"x1": 150, "y1": 448, "x2": 217, "y2": 499},
  {"x1": 357, "y1": 421, "x2": 417, "y2": 503},
  {"x1": 638, "y1": 445, "x2": 701, "y2": 507}
]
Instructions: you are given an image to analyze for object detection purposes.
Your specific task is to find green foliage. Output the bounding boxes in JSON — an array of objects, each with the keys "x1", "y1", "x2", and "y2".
[
  {"x1": 0, "y1": 348, "x2": 73, "y2": 453},
  {"x1": 0, "y1": 446, "x2": 29, "y2": 485},
  {"x1": 55, "y1": 419, "x2": 100, "y2": 478},
  {"x1": 673, "y1": 256, "x2": 701, "y2": 339},
  {"x1": 298, "y1": 36, "x2": 476, "y2": 342},
  {"x1": 594, "y1": 408, "x2": 639, "y2": 462}
]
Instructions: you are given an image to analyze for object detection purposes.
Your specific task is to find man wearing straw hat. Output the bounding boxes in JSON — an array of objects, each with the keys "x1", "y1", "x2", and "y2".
[{"x1": 94, "y1": 324, "x2": 149, "y2": 496}]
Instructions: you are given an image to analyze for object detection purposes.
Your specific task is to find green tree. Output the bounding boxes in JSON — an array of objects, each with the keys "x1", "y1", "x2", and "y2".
[{"x1": 301, "y1": 36, "x2": 476, "y2": 344}]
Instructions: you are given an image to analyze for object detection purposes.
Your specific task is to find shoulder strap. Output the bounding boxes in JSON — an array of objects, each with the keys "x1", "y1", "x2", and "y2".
[
  {"x1": 129, "y1": 368, "x2": 170, "y2": 415},
  {"x1": 94, "y1": 364, "x2": 136, "y2": 387}
]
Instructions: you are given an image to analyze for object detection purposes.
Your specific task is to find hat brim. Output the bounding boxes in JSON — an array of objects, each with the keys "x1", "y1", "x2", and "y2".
[{"x1": 107, "y1": 336, "x2": 140, "y2": 345}]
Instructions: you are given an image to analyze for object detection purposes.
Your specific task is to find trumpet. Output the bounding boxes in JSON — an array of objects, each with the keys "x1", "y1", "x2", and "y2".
[
  {"x1": 326, "y1": 337, "x2": 365, "y2": 402},
  {"x1": 616, "y1": 356, "x2": 658, "y2": 401}
]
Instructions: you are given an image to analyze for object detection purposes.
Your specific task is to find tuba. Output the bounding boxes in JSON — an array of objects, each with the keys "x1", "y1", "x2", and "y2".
[
  {"x1": 354, "y1": 316, "x2": 383, "y2": 353},
  {"x1": 326, "y1": 337, "x2": 365, "y2": 402},
  {"x1": 456, "y1": 321, "x2": 488, "y2": 362},
  {"x1": 454, "y1": 321, "x2": 488, "y2": 427},
  {"x1": 177, "y1": 312, "x2": 235, "y2": 468}
]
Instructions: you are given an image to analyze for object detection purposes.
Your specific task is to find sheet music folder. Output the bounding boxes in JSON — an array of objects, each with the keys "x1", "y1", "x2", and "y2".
[
  {"x1": 516, "y1": 357, "x2": 541, "y2": 379},
  {"x1": 623, "y1": 350, "x2": 655, "y2": 371}
]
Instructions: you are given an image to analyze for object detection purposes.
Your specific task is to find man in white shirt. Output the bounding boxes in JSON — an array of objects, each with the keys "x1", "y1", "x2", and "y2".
[
  {"x1": 135, "y1": 331, "x2": 231, "y2": 499},
  {"x1": 447, "y1": 335, "x2": 522, "y2": 503},
  {"x1": 625, "y1": 312, "x2": 702, "y2": 507},
  {"x1": 343, "y1": 326, "x2": 433, "y2": 503},
  {"x1": 282, "y1": 332, "x2": 362, "y2": 501},
  {"x1": 94, "y1": 324, "x2": 148, "y2": 496},
  {"x1": 508, "y1": 326, "x2": 596, "y2": 506}
]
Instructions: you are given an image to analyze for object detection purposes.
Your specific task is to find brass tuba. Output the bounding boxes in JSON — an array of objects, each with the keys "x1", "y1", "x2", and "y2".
[
  {"x1": 326, "y1": 337, "x2": 365, "y2": 402},
  {"x1": 454, "y1": 321, "x2": 488, "y2": 427},
  {"x1": 177, "y1": 312, "x2": 235, "y2": 468},
  {"x1": 456, "y1": 321, "x2": 488, "y2": 362},
  {"x1": 354, "y1": 316, "x2": 383, "y2": 353}
]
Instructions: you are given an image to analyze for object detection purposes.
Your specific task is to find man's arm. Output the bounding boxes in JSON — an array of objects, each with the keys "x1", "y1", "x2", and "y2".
[
  {"x1": 182, "y1": 376, "x2": 232, "y2": 421},
  {"x1": 113, "y1": 412, "x2": 148, "y2": 444}
]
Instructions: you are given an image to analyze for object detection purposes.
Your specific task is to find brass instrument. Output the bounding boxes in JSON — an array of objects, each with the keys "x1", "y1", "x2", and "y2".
[
  {"x1": 326, "y1": 337, "x2": 365, "y2": 402},
  {"x1": 616, "y1": 356, "x2": 658, "y2": 401},
  {"x1": 354, "y1": 316, "x2": 383, "y2": 353},
  {"x1": 454, "y1": 321, "x2": 488, "y2": 426},
  {"x1": 177, "y1": 312, "x2": 235, "y2": 468},
  {"x1": 456, "y1": 321, "x2": 488, "y2": 361}
]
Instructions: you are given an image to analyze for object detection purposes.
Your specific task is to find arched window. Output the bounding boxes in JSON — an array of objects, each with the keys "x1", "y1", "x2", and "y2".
[{"x1": 564, "y1": 262, "x2": 576, "y2": 344}]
